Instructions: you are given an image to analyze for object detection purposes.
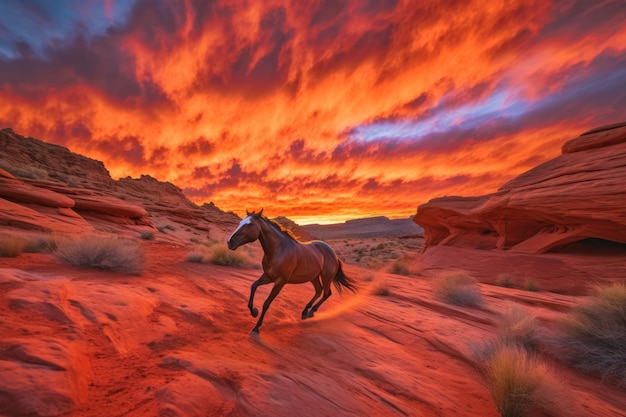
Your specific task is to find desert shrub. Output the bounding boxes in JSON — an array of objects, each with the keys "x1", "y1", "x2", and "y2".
[
  {"x1": 22, "y1": 234, "x2": 58, "y2": 253},
  {"x1": 0, "y1": 235, "x2": 26, "y2": 257},
  {"x1": 372, "y1": 282, "x2": 391, "y2": 296},
  {"x1": 523, "y1": 277, "x2": 539, "y2": 292},
  {"x1": 495, "y1": 273, "x2": 515, "y2": 288},
  {"x1": 433, "y1": 272, "x2": 483, "y2": 306},
  {"x1": 390, "y1": 260, "x2": 410, "y2": 276},
  {"x1": 186, "y1": 252, "x2": 205, "y2": 263},
  {"x1": 207, "y1": 244, "x2": 247, "y2": 267},
  {"x1": 560, "y1": 282, "x2": 626, "y2": 384},
  {"x1": 186, "y1": 244, "x2": 248, "y2": 267},
  {"x1": 54, "y1": 235, "x2": 144, "y2": 274},
  {"x1": 483, "y1": 344, "x2": 563, "y2": 417},
  {"x1": 140, "y1": 230, "x2": 155, "y2": 240},
  {"x1": 497, "y1": 304, "x2": 538, "y2": 349}
]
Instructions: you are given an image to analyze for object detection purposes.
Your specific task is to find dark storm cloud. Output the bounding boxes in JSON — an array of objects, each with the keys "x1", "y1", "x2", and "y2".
[{"x1": 178, "y1": 137, "x2": 216, "y2": 156}]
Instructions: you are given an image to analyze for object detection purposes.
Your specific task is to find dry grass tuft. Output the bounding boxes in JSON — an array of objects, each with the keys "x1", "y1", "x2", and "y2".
[
  {"x1": 496, "y1": 304, "x2": 538, "y2": 349},
  {"x1": 495, "y1": 273, "x2": 515, "y2": 288},
  {"x1": 560, "y1": 282, "x2": 626, "y2": 384},
  {"x1": 140, "y1": 230, "x2": 155, "y2": 240},
  {"x1": 371, "y1": 281, "x2": 391, "y2": 296},
  {"x1": 186, "y1": 251, "x2": 205, "y2": 263},
  {"x1": 0, "y1": 235, "x2": 26, "y2": 257},
  {"x1": 186, "y1": 243, "x2": 249, "y2": 268},
  {"x1": 23, "y1": 234, "x2": 58, "y2": 253},
  {"x1": 523, "y1": 277, "x2": 539, "y2": 292},
  {"x1": 432, "y1": 272, "x2": 483, "y2": 306},
  {"x1": 389, "y1": 260, "x2": 410, "y2": 276},
  {"x1": 483, "y1": 344, "x2": 564, "y2": 417},
  {"x1": 54, "y1": 235, "x2": 144, "y2": 274},
  {"x1": 207, "y1": 244, "x2": 248, "y2": 267}
]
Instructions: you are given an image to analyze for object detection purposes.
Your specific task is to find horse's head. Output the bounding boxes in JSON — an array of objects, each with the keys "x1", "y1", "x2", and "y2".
[{"x1": 227, "y1": 209, "x2": 263, "y2": 250}]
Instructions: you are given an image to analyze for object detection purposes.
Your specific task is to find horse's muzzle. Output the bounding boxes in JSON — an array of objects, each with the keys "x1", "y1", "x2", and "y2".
[{"x1": 227, "y1": 239, "x2": 236, "y2": 250}]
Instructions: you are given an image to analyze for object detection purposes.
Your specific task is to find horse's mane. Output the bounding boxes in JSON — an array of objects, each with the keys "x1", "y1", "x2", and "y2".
[{"x1": 261, "y1": 215, "x2": 298, "y2": 241}]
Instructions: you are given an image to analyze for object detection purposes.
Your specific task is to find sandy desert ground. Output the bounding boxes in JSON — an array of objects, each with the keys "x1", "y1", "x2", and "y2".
[{"x1": 1, "y1": 228, "x2": 625, "y2": 417}]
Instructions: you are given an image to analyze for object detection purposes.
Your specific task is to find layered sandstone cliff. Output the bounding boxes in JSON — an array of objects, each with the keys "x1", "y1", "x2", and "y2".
[{"x1": 414, "y1": 122, "x2": 626, "y2": 253}]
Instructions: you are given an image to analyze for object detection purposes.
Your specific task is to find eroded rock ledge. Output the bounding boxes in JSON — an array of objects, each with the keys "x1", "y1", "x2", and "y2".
[{"x1": 414, "y1": 122, "x2": 626, "y2": 253}]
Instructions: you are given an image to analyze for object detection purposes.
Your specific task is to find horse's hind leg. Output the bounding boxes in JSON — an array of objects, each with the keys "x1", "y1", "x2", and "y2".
[
  {"x1": 310, "y1": 274, "x2": 333, "y2": 315},
  {"x1": 302, "y1": 277, "x2": 322, "y2": 319},
  {"x1": 249, "y1": 273, "x2": 272, "y2": 317},
  {"x1": 310, "y1": 287, "x2": 332, "y2": 315}
]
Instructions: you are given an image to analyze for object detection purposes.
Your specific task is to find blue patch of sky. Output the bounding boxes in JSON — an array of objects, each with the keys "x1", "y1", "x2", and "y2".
[
  {"x1": 351, "y1": 84, "x2": 535, "y2": 143},
  {"x1": 0, "y1": 0, "x2": 137, "y2": 59}
]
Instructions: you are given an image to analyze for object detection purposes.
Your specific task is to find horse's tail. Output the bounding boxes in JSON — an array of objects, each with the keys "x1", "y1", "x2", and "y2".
[{"x1": 332, "y1": 260, "x2": 357, "y2": 294}]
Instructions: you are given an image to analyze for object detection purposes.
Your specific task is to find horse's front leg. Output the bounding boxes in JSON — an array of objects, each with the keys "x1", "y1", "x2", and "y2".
[
  {"x1": 249, "y1": 273, "x2": 272, "y2": 317},
  {"x1": 251, "y1": 279, "x2": 286, "y2": 334}
]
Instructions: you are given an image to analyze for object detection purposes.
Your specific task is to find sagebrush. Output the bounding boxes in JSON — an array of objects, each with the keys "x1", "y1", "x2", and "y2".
[
  {"x1": 433, "y1": 272, "x2": 483, "y2": 306},
  {"x1": 55, "y1": 235, "x2": 144, "y2": 274},
  {"x1": 371, "y1": 282, "x2": 391, "y2": 296},
  {"x1": 560, "y1": 282, "x2": 626, "y2": 384},
  {"x1": 483, "y1": 344, "x2": 563, "y2": 417},
  {"x1": 186, "y1": 243, "x2": 248, "y2": 267},
  {"x1": 497, "y1": 304, "x2": 538, "y2": 349}
]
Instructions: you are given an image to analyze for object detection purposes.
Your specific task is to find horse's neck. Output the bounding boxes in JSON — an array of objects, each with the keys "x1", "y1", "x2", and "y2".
[{"x1": 258, "y1": 219, "x2": 293, "y2": 257}]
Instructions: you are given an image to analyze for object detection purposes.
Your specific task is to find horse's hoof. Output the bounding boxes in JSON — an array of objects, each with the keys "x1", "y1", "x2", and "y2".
[
  {"x1": 250, "y1": 328, "x2": 260, "y2": 335},
  {"x1": 251, "y1": 307, "x2": 258, "y2": 317},
  {"x1": 307, "y1": 311, "x2": 315, "y2": 318},
  {"x1": 301, "y1": 311, "x2": 309, "y2": 320}
]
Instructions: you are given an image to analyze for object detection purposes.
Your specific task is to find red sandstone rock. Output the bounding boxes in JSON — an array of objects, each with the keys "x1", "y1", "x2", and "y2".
[
  {"x1": 0, "y1": 176, "x2": 75, "y2": 208},
  {"x1": 0, "y1": 197, "x2": 91, "y2": 233},
  {"x1": 415, "y1": 122, "x2": 626, "y2": 253},
  {"x1": 0, "y1": 129, "x2": 239, "y2": 240},
  {"x1": 70, "y1": 194, "x2": 148, "y2": 218}
]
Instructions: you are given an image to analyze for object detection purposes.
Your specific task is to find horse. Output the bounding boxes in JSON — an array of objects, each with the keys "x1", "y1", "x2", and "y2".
[{"x1": 227, "y1": 209, "x2": 357, "y2": 333}]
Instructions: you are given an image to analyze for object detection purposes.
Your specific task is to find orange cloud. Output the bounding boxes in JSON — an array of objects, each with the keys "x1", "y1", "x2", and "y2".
[{"x1": 1, "y1": 1, "x2": 625, "y2": 223}]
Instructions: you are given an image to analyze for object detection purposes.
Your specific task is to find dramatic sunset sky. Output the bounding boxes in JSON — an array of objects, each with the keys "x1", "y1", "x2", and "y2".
[{"x1": 1, "y1": 1, "x2": 625, "y2": 224}]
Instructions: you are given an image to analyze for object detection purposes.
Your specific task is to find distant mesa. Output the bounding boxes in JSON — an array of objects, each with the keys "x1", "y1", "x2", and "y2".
[
  {"x1": 303, "y1": 216, "x2": 424, "y2": 240},
  {"x1": 414, "y1": 121, "x2": 626, "y2": 254}
]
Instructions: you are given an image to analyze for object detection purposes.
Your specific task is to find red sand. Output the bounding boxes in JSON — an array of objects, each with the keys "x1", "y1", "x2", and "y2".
[{"x1": 1, "y1": 241, "x2": 625, "y2": 417}]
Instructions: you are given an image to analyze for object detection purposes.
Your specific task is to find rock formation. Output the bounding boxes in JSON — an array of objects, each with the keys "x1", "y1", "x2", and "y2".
[
  {"x1": 414, "y1": 122, "x2": 626, "y2": 253},
  {"x1": 0, "y1": 128, "x2": 239, "y2": 239}
]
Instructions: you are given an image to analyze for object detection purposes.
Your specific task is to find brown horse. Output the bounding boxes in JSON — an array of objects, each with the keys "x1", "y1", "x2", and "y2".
[{"x1": 227, "y1": 209, "x2": 356, "y2": 333}]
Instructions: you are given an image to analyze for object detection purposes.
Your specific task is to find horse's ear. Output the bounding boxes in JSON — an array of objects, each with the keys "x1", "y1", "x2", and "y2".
[
  {"x1": 246, "y1": 209, "x2": 250, "y2": 216},
  {"x1": 259, "y1": 208, "x2": 264, "y2": 217}
]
